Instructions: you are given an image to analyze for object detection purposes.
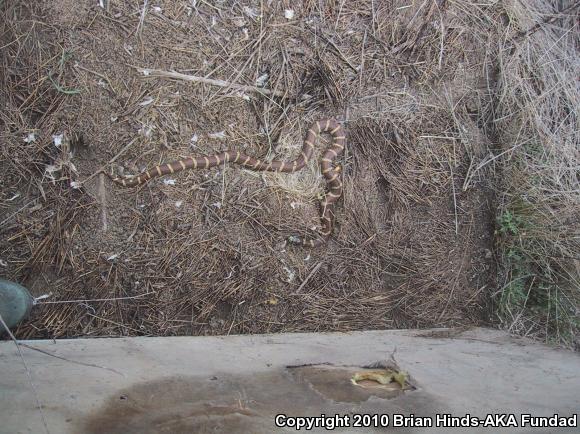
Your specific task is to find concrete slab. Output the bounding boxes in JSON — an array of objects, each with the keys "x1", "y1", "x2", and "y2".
[{"x1": 0, "y1": 328, "x2": 578, "y2": 433}]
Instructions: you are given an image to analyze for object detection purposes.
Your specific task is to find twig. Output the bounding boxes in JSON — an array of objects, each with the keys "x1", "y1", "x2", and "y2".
[
  {"x1": 137, "y1": 0, "x2": 149, "y2": 35},
  {"x1": 0, "y1": 313, "x2": 50, "y2": 434},
  {"x1": 0, "y1": 198, "x2": 38, "y2": 228},
  {"x1": 438, "y1": 222, "x2": 470, "y2": 321},
  {"x1": 85, "y1": 312, "x2": 145, "y2": 334},
  {"x1": 306, "y1": 27, "x2": 358, "y2": 73},
  {"x1": 98, "y1": 173, "x2": 108, "y2": 232},
  {"x1": 512, "y1": 2, "x2": 580, "y2": 43},
  {"x1": 36, "y1": 291, "x2": 155, "y2": 304},
  {"x1": 294, "y1": 262, "x2": 323, "y2": 294},
  {"x1": 136, "y1": 67, "x2": 286, "y2": 97},
  {"x1": 107, "y1": 137, "x2": 139, "y2": 165},
  {"x1": 74, "y1": 63, "x2": 117, "y2": 94},
  {"x1": 334, "y1": 0, "x2": 347, "y2": 30},
  {"x1": 437, "y1": 9, "x2": 445, "y2": 70},
  {"x1": 450, "y1": 166, "x2": 458, "y2": 235}
]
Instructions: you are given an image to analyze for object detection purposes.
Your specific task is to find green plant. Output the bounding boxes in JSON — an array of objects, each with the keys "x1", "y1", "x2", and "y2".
[
  {"x1": 48, "y1": 49, "x2": 81, "y2": 95},
  {"x1": 495, "y1": 197, "x2": 578, "y2": 347},
  {"x1": 498, "y1": 210, "x2": 523, "y2": 236}
]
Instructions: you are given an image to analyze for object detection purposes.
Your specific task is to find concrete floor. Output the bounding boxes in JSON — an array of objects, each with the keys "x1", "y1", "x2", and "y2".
[{"x1": 0, "y1": 328, "x2": 578, "y2": 433}]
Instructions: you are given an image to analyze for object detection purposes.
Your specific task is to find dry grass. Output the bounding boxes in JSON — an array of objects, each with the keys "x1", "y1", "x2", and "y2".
[
  {"x1": 0, "y1": 0, "x2": 576, "y2": 346},
  {"x1": 489, "y1": 0, "x2": 579, "y2": 348}
]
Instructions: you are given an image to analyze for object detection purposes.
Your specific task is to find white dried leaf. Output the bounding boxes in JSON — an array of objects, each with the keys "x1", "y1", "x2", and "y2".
[
  {"x1": 152, "y1": 6, "x2": 162, "y2": 13},
  {"x1": 23, "y1": 132, "x2": 36, "y2": 143},
  {"x1": 283, "y1": 266, "x2": 295, "y2": 283},
  {"x1": 190, "y1": 133, "x2": 199, "y2": 143},
  {"x1": 45, "y1": 165, "x2": 58, "y2": 177},
  {"x1": 29, "y1": 203, "x2": 42, "y2": 213},
  {"x1": 175, "y1": 200, "x2": 183, "y2": 208},
  {"x1": 284, "y1": 9, "x2": 294, "y2": 19},
  {"x1": 139, "y1": 96, "x2": 154, "y2": 106},
  {"x1": 208, "y1": 131, "x2": 226, "y2": 139},
  {"x1": 163, "y1": 179, "x2": 176, "y2": 185},
  {"x1": 138, "y1": 124, "x2": 154, "y2": 138},
  {"x1": 212, "y1": 201, "x2": 222, "y2": 209},
  {"x1": 141, "y1": 69, "x2": 151, "y2": 76},
  {"x1": 243, "y1": 6, "x2": 259, "y2": 18},
  {"x1": 232, "y1": 17, "x2": 246, "y2": 27},
  {"x1": 52, "y1": 133, "x2": 64, "y2": 147},
  {"x1": 304, "y1": 254, "x2": 311, "y2": 261},
  {"x1": 34, "y1": 293, "x2": 51, "y2": 302},
  {"x1": 0, "y1": 259, "x2": 7, "y2": 267},
  {"x1": 70, "y1": 181, "x2": 82, "y2": 189},
  {"x1": 290, "y1": 201, "x2": 298, "y2": 209},
  {"x1": 107, "y1": 253, "x2": 119, "y2": 261},
  {"x1": 255, "y1": 73, "x2": 269, "y2": 87}
]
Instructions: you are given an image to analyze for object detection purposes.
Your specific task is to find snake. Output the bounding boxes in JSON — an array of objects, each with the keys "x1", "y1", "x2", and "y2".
[{"x1": 104, "y1": 119, "x2": 346, "y2": 247}]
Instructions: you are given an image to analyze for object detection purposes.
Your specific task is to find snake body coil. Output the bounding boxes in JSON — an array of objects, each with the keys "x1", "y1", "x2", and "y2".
[{"x1": 106, "y1": 119, "x2": 346, "y2": 247}]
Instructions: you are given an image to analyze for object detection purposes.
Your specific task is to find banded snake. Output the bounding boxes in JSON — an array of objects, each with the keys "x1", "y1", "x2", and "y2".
[{"x1": 105, "y1": 118, "x2": 346, "y2": 247}]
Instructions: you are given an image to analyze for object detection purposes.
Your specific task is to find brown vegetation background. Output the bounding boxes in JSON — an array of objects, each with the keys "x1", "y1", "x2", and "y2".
[{"x1": 0, "y1": 1, "x2": 577, "y2": 345}]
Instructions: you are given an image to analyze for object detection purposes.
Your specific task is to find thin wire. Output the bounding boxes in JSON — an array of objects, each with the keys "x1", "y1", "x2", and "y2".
[{"x1": 0, "y1": 313, "x2": 50, "y2": 434}]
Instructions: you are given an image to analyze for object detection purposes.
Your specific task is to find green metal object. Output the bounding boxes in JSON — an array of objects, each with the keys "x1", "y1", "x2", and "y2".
[{"x1": 0, "y1": 278, "x2": 33, "y2": 332}]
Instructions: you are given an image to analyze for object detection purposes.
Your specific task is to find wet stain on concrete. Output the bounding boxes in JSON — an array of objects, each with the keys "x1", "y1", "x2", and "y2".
[
  {"x1": 82, "y1": 365, "x2": 446, "y2": 433},
  {"x1": 83, "y1": 377, "x2": 250, "y2": 433}
]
